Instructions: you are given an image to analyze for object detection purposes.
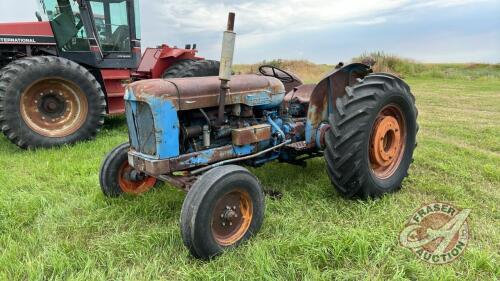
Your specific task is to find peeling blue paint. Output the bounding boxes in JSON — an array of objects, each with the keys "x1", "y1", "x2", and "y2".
[
  {"x1": 233, "y1": 144, "x2": 255, "y2": 156},
  {"x1": 248, "y1": 91, "x2": 285, "y2": 109},
  {"x1": 305, "y1": 120, "x2": 313, "y2": 145},
  {"x1": 267, "y1": 115, "x2": 285, "y2": 141},
  {"x1": 125, "y1": 87, "x2": 180, "y2": 160},
  {"x1": 182, "y1": 150, "x2": 213, "y2": 166}
]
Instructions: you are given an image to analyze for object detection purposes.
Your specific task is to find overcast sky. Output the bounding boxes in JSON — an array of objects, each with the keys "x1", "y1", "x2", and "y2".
[{"x1": 1, "y1": 0, "x2": 499, "y2": 64}]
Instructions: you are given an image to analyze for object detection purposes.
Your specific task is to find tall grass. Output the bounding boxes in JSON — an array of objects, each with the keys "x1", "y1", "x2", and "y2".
[
  {"x1": 354, "y1": 52, "x2": 500, "y2": 80},
  {"x1": 235, "y1": 53, "x2": 500, "y2": 83},
  {"x1": 352, "y1": 52, "x2": 426, "y2": 77},
  {"x1": 234, "y1": 59, "x2": 334, "y2": 83}
]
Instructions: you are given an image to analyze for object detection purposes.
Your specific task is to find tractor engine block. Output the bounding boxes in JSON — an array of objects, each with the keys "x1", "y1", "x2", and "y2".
[{"x1": 124, "y1": 74, "x2": 316, "y2": 175}]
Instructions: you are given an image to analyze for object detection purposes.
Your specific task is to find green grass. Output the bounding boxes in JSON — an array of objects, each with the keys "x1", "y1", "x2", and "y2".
[{"x1": 0, "y1": 70, "x2": 499, "y2": 280}]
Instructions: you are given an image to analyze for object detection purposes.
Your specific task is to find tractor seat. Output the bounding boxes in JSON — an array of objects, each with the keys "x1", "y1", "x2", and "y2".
[
  {"x1": 127, "y1": 74, "x2": 285, "y2": 111},
  {"x1": 284, "y1": 84, "x2": 316, "y2": 104}
]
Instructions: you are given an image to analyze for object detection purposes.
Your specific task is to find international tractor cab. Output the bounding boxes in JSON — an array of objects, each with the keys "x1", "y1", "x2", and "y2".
[
  {"x1": 0, "y1": 0, "x2": 220, "y2": 149},
  {"x1": 100, "y1": 13, "x2": 419, "y2": 259}
]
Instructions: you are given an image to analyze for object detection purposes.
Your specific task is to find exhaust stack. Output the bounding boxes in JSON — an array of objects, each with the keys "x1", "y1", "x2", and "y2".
[{"x1": 217, "y1": 12, "x2": 236, "y2": 125}]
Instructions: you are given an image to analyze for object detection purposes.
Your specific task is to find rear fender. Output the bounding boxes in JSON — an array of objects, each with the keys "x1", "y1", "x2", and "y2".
[
  {"x1": 136, "y1": 45, "x2": 202, "y2": 78},
  {"x1": 305, "y1": 63, "x2": 371, "y2": 146}
]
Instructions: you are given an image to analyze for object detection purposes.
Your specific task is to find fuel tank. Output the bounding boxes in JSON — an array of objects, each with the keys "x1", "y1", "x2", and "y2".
[{"x1": 126, "y1": 74, "x2": 285, "y2": 110}]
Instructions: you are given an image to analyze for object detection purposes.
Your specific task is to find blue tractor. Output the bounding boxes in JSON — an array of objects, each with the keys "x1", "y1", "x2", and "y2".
[{"x1": 99, "y1": 14, "x2": 418, "y2": 259}]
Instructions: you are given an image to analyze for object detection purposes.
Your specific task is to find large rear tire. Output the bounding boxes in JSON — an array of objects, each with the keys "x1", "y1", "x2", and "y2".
[
  {"x1": 162, "y1": 59, "x2": 220, "y2": 78},
  {"x1": 0, "y1": 56, "x2": 106, "y2": 149},
  {"x1": 161, "y1": 59, "x2": 197, "y2": 78},
  {"x1": 324, "y1": 73, "x2": 418, "y2": 199}
]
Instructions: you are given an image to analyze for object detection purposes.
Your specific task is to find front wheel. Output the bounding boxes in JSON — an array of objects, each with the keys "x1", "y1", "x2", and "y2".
[
  {"x1": 99, "y1": 143, "x2": 157, "y2": 197},
  {"x1": 180, "y1": 165, "x2": 265, "y2": 259},
  {"x1": 324, "y1": 73, "x2": 418, "y2": 198}
]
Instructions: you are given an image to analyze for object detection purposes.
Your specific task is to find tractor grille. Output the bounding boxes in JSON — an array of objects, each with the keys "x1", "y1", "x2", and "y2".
[{"x1": 125, "y1": 101, "x2": 157, "y2": 156}]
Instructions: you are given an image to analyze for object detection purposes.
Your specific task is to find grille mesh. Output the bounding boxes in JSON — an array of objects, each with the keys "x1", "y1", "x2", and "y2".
[{"x1": 126, "y1": 101, "x2": 156, "y2": 156}]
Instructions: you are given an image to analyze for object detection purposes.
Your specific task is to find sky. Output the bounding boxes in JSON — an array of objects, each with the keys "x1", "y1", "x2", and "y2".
[{"x1": 1, "y1": 0, "x2": 499, "y2": 64}]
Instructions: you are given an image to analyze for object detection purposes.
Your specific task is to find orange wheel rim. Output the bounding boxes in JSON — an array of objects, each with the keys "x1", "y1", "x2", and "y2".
[
  {"x1": 369, "y1": 104, "x2": 406, "y2": 179},
  {"x1": 19, "y1": 78, "x2": 88, "y2": 138},
  {"x1": 117, "y1": 162, "x2": 157, "y2": 194},
  {"x1": 212, "y1": 189, "x2": 253, "y2": 246}
]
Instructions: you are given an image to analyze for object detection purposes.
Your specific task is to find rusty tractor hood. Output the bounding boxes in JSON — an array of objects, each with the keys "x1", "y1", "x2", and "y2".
[{"x1": 125, "y1": 74, "x2": 285, "y2": 111}]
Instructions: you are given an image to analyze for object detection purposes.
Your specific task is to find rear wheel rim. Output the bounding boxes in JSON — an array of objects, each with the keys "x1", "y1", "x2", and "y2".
[
  {"x1": 212, "y1": 189, "x2": 253, "y2": 246},
  {"x1": 20, "y1": 78, "x2": 88, "y2": 138},
  {"x1": 117, "y1": 162, "x2": 157, "y2": 194},
  {"x1": 369, "y1": 104, "x2": 406, "y2": 179}
]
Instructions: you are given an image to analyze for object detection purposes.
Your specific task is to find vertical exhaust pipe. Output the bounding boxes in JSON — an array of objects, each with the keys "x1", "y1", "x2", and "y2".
[{"x1": 217, "y1": 12, "x2": 236, "y2": 126}]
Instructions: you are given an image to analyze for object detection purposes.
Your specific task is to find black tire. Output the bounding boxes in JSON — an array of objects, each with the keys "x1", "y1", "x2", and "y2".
[
  {"x1": 324, "y1": 73, "x2": 418, "y2": 199},
  {"x1": 161, "y1": 59, "x2": 197, "y2": 78},
  {"x1": 181, "y1": 165, "x2": 265, "y2": 259},
  {"x1": 100, "y1": 142, "x2": 157, "y2": 197},
  {"x1": 0, "y1": 65, "x2": 7, "y2": 78},
  {"x1": 0, "y1": 56, "x2": 106, "y2": 149},
  {"x1": 162, "y1": 59, "x2": 220, "y2": 78}
]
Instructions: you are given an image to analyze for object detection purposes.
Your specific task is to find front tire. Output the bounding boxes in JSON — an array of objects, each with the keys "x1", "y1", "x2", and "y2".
[
  {"x1": 324, "y1": 73, "x2": 418, "y2": 198},
  {"x1": 99, "y1": 143, "x2": 157, "y2": 197},
  {"x1": 0, "y1": 56, "x2": 106, "y2": 149},
  {"x1": 180, "y1": 165, "x2": 265, "y2": 259}
]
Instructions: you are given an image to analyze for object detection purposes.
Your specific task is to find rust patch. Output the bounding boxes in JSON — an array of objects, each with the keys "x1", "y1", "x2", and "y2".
[
  {"x1": 158, "y1": 174, "x2": 198, "y2": 191},
  {"x1": 129, "y1": 145, "x2": 253, "y2": 176},
  {"x1": 317, "y1": 123, "x2": 331, "y2": 149},
  {"x1": 306, "y1": 63, "x2": 371, "y2": 145},
  {"x1": 232, "y1": 124, "x2": 271, "y2": 145},
  {"x1": 128, "y1": 74, "x2": 285, "y2": 111},
  {"x1": 128, "y1": 152, "x2": 170, "y2": 176},
  {"x1": 212, "y1": 189, "x2": 253, "y2": 246},
  {"x1": 369, "y1": 104, "x2": 406, "y2": 180},
  {"x1": 308, "y1": 63, "x2": 371, "y2": 128},
  {"x1": 291, "y1": 121, "x2": 305, "y2": 138},
  {"x1": 284, "y1": 84, "x2": 316, "y2": 105},
  {"x1": 170, "y1": 145, "x2": 236, "y2": 172}
]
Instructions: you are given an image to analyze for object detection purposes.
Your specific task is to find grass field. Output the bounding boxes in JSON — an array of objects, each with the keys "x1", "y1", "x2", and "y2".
[{"x1": 0, "y1": 62, "x2": 499, "y2": 280}]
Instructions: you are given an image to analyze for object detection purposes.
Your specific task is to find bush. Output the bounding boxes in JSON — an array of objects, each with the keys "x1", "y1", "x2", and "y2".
[{"x1": 352, "y1": 52, "x2": 426, "y2": 78}]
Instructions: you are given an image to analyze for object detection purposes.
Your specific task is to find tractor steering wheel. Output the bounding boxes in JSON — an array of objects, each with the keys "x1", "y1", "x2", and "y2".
[{"x1": 259, "y1": 65, "x2": 296, "y2": 83}]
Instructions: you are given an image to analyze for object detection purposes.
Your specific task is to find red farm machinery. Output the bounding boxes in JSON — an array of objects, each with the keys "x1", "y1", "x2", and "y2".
[{"x1": 0, "y1": 0, "x2": 219, "y2": 149}]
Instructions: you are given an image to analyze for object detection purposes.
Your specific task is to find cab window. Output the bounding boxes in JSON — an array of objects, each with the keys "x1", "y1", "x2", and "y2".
[
  {"x1": 40, "y1": 0, "x2": 90, "y2": 52},
  {"x1": 134, "y1": 0, "x2": 141, "y2": 40},
  {"x1": 90, "y1": 0, "x2": 131, "y2": 52}
]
